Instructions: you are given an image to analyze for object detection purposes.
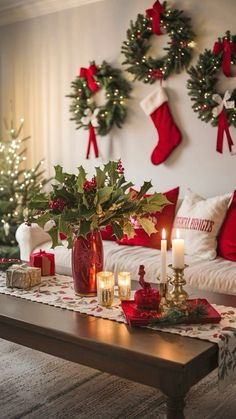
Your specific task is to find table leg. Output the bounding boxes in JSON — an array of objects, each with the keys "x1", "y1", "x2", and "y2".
[{"x1": 166, "y1": 395, "x2": 186, "y2": 419}]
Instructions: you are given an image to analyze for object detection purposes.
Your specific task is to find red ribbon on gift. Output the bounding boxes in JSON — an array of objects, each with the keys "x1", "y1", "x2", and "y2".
[
  {"x1": 86, "y1": 123, "x2": 99, "y2": 159},
  {"x1": 146, "y1": 0, "x2": 164, "y2": 35},
  {"x1": 30, "y1": 250, "x2": 55, "y2": 276},
  {"x1": 212, "y1": 38, "x2": 236, "y2": 77},
  {"x1": 216, "y1": 110, "x2": 234, "y2": 154},
  {"x1": 79, "y1": 63, "x2": 99, "y2": 92}
]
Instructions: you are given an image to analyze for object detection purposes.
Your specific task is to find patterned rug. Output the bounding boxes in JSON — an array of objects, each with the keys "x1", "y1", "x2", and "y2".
[{"x1": 0, "y1": 339, "x2": 236, "y2": 419}]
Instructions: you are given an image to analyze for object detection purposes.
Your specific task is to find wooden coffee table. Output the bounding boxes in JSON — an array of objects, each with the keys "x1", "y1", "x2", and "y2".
[{"x1": 0, "y1": 289, "x2": 235, "y2": 419}]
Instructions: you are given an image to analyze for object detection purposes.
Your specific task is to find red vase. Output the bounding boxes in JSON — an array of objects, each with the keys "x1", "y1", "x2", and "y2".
[{"x1": 72, "y1": 231, "x2": 103, "y2": 296}]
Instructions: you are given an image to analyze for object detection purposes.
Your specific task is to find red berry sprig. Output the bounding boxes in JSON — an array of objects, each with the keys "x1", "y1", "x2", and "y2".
[
  {"x1": 49, "y1": 197, "x2": 67, "y2": 213},
  {"x1": 83, "y1": 176, "x2": 97, "y2": 192},
  {"x1": 117, "y1": 159, "x2": 124, "y2": 175}
]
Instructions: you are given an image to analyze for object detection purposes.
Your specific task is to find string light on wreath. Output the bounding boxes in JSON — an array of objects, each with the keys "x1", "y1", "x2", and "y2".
[
  {"x1": 67, "y1": 61, "x2": 131, "y2": 159},
  {"x1": 121, "y1": 0, "x2": 195, "y2": 83},
  {"x1": 187, "y1": 31, "x2": 236, "y2": 155}
]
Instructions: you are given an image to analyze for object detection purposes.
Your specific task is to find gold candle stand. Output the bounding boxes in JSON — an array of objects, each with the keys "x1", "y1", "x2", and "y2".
[
  {"x1": 166, "y1": 264, "x2": 189, "y2": 309},
  {"x1": 156, "y1": 281, "x2": 169, "y2": 312}
]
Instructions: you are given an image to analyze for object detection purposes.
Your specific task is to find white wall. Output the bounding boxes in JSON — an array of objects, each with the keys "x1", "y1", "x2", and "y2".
[{"x1": 0, "y1": 0, "x2": 235, "y2": 197}]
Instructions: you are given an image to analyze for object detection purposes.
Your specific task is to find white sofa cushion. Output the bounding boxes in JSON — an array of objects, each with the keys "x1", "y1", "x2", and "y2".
[{"x1": 172, "y1": 189, "x2": 231, "y2": 260}]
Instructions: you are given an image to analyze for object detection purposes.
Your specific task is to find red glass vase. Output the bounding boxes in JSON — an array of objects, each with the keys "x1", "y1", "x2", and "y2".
[{"x1": 72, "y1": 231, "x2": 103, "y2": 296}]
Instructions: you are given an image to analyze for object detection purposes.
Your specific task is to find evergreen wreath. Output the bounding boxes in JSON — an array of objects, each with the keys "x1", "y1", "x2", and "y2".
[
  {"x1": 68, "y1": 61, "x2": 131, "y2": 136},
  {"x1": 121, "y1": 0, "x2": 195, "y2": 83},
  {"x1": 187, "y1": 31, "x2": 236, "y2": 128}
]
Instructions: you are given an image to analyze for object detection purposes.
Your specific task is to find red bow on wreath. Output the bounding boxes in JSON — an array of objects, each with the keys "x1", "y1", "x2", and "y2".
[
  {"x1": 212, "y1": 38, "x2": 236, "y2": 77},
  {"x1": 79, "y1": 64, "x2": 99, "y2": 92},
  {"x1": 146, "y1": 0, "x2": 164, "y2": 35},
  {"x1": 212, "y1": 91, "x2": 235, "y2": 154}
]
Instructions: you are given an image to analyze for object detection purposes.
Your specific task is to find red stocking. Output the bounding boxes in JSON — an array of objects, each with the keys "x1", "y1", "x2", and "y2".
[{"x1": 140, "y1": 87, "x2": 182, "y2": 165}]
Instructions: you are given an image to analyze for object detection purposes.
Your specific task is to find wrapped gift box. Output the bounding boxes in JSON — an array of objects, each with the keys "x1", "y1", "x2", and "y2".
[
  {"x1": 6, "y1": 264, "x2": 41, "y2": 289},
  {"x1": 30, "y1": 250, "x2": 55, "y2": 276}
]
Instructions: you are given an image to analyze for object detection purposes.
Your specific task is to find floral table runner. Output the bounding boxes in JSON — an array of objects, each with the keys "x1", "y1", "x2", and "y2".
[{"x1": 0, "y1": 273, "x2": 236, "y2": 385}]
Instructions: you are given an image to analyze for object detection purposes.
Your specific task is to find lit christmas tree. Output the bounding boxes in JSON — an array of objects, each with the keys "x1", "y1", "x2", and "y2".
[{"x1": 0, "y1": 117, "x2": 48, "y2": 258}]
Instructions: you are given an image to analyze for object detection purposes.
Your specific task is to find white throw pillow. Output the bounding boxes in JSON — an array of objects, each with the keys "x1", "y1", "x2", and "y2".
[{"x1": 172, "y1": 189, "x2": 231, "y2": 260}]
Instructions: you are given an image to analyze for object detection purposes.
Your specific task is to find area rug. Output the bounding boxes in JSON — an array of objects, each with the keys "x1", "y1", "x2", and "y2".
[{"x1": 0, "y1": 339, "x2": 235, "y2": 419}]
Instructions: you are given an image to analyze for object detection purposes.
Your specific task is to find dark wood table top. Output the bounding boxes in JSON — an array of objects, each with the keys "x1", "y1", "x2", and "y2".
[{"x1": 0, "y1": 288, "x2": 235, "y2": 419}]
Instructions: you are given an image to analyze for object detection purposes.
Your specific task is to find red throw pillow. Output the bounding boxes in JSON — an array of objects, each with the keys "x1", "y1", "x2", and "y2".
[
  {"x1": 118, "y1": 187, "x2": 179, "y2": 249},
  {"x1": 100, "y1": 224, "x2": 116, "y2": 241},
  {"x1": 218, "y1": 190, "x2": 236, "y2": 261}
]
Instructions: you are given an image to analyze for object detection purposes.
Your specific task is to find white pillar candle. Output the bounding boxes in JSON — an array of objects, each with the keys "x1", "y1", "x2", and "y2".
[
  {"x1": 172, "y1": 229, "x2": 185, "y2": 269},
  {"x1": 160, "y1": 228, "x2": 167, "y2": 282},
  {"x1": 118, "y1": 272, "x2": 131, "y2": 301}
]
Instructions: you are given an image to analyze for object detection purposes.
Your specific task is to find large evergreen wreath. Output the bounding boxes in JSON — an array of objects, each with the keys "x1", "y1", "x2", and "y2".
[
  {"x1": 68, "y1": 61, "x2": 131, "y2": 136},
  {"x1": 121, "y1": 0, "x2": 195, "y2": 83},
  {"x1": 187, "y1": 31, "x2": 236, "y2": 128}
]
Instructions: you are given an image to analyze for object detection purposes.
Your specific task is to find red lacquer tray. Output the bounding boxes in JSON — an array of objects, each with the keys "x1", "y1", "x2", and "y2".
[{"x1": 121, "y1": 299, "x2": 221, "y2": 327}]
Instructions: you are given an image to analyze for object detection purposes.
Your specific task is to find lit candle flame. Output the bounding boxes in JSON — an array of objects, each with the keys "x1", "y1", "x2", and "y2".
[
  {"x1": 162, "y1": 228, "x2": 166, "y2": 240},
  {"x1": 176, "y1": 228, "x2": 180, "y2": 239}
]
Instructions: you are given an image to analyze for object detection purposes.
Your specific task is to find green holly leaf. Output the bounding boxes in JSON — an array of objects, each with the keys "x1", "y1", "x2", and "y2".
[
  {"x1": 28, "y1": 193, "x2": 49, "y2": 210},
  {"x1": 137, "y1": 216, "x2": 156, "y2": 236},
  {"x1": 48, "y1": 227, "x2": 60, "y2": 248},
  {"x1": 142, "y1": 193, "x2": 170, "y2": 212},
  {"x1": 78, "y1": 220, "x2": 92, "y2": 236},
  {"x1": 36, "y1": 212, "x2": 53, "y2": 228},
  {"x1": 111, "y1": 222, "x2": 123, "y2": 240},
  {"x1": 123, "y1": 221, "x2": 135, "y2": 238},
  {"x1": 76, "y1": 166, "x2": 86, "y2": 192},
  {"x1": 54, "y1": 165, "x2": 65, "y2": 183},
  {"x1": 95, "y1": 167, "x2": 106, "y2": 188},
  {"x1": 136, "y1": 181, "x2": 152, "y2": 199},
  {"x1": 58, "y1": 215, "x2": 70, "y2": 236},
  {"x1": 95, "y1": 186, "x2": 113, "y2": 205}
]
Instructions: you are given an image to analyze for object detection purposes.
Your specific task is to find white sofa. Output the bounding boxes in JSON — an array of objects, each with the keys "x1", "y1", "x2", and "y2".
[{"x1": 16, "y1": 222, "x2": 236, "y2": 297}]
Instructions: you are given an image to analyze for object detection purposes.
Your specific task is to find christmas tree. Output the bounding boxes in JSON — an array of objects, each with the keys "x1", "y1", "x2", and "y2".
[{"x1": 0, "y1": 117, "x2": 48, "y2": 258}]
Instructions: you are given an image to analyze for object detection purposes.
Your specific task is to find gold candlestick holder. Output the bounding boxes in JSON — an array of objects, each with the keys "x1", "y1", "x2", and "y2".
[
  {"x1": 166, "y1": 264, "x2": 189, "y2": 310},
  {"x1": 157, "y1": 275, "x2": 171, "y2": 312}
]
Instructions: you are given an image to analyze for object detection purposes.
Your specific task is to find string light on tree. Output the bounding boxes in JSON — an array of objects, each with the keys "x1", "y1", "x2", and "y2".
[{"x1": 0, "y1": 117, "x2": 49, "y2": 257}]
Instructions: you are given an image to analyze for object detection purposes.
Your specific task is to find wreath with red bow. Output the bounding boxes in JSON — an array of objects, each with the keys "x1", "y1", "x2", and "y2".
[
  {"x1": 68, "y1": 61, "x2": 131, "y2": 159},
  {"x1": 187, "y1": 31, "x2": 236, "y2": 154},
  {"x1": 121, "y1": 0, "x2": 195, "y2": 83}
]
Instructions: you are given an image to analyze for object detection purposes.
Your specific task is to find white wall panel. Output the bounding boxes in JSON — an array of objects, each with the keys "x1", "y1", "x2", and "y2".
[{"x1": 0, "y1": 0, "x2": 235, "y2": 197}]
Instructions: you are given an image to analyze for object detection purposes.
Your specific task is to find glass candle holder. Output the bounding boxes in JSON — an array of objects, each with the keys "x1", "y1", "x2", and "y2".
[
  {"x1": 96, "y1": 271, "x2": 114, "y2": 307},
  {"x1": 118, "y1": 272, "x2": 131, "y2": 301}
]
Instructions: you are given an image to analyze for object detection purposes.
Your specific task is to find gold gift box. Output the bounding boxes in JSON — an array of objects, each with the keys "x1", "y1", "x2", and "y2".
[{"x1": 6, "y1": 264, "x2": 41, "y2": 289}]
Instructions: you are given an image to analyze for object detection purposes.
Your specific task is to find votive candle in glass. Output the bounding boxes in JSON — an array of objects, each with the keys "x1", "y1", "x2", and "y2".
[
  {"x1": 97, "y1": 271, "x2": 114, "y2": 307},
  {"x1": 118, "y1": 271, "x2": 131, "y2": 301}
]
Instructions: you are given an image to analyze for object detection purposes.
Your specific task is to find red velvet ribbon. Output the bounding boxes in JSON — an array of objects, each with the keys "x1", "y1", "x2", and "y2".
[
  {"x1": 86, "y1": 123, "x2": 99, "y2": 159},
  {"x1": 212, "y1": 39, "x2": 236, "y2": 77},
  {"x1": 146, "y1": 0, "x2": 164, "y2": 35},
  {"x1": 150, "y1": 69, "x2": 163, "y2": 80},
  {"x1": 216, "y1": 110, "x2": 234, "y2": 153},
  {"x1": 79, "y1": 64, "x2": 99, "y2": 92}
]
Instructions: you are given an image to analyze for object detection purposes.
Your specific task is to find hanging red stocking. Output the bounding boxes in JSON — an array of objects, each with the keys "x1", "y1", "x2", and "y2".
[{"x1": 140, "y1": 87, "x2": 182, "y2": 165}]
